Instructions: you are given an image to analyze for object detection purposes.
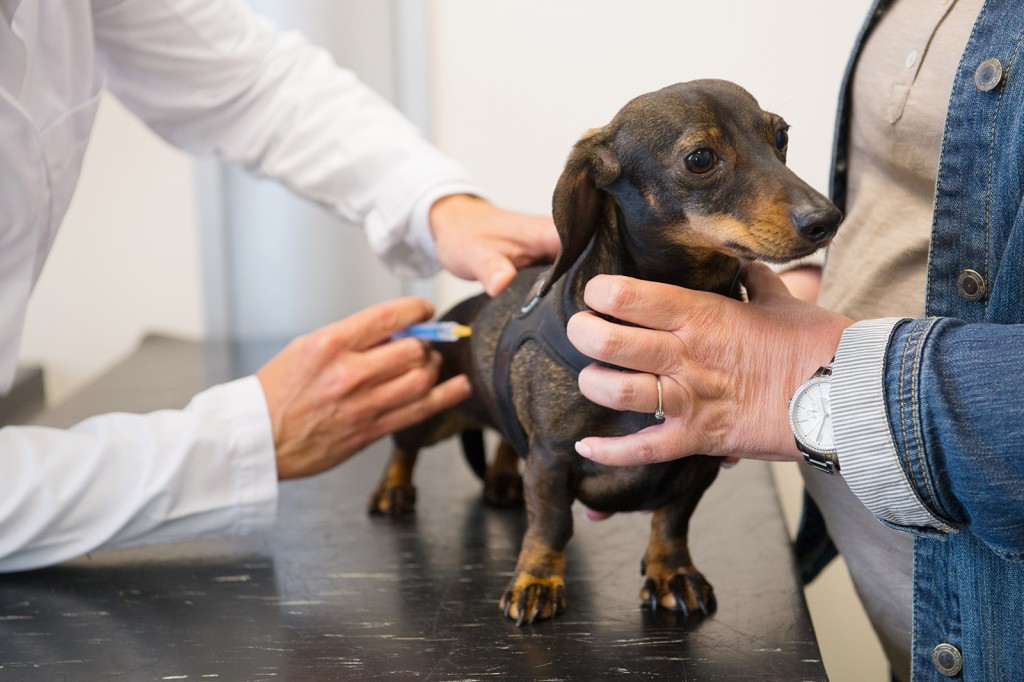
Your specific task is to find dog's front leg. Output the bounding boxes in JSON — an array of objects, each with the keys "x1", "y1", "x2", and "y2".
[
  {"x1": 640, "y1": 493, "x2": 717, "y2": 617},
  {"x1": 499, "y1": 448, "x2": 573, "y2": 625}
]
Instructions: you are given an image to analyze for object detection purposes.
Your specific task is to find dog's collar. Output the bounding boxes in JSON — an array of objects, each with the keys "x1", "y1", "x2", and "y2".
[{"x1": 492, "y1": 270, "x2": 592, "y2": 456}]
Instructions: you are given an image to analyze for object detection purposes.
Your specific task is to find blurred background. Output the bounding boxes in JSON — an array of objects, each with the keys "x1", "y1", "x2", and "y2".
[{"x1": 19, "y1": 1, "x2": 878, "y2": 679}]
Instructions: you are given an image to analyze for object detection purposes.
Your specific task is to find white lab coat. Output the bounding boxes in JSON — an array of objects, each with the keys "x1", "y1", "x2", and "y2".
[{"x1": 0, "y1": 0, "x2": 479, "y2": 572}]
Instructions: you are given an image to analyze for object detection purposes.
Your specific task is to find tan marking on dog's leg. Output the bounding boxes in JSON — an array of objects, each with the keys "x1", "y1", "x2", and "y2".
[
  {"x1": 499, "y1": 536, "x2": 567, "y2": 626},
  {"x1": 640, "y1": 505, "x2": 716, "y2": 616},
  {"x1": 367, "y1": 448, "x2": 418, "y2": 516}
]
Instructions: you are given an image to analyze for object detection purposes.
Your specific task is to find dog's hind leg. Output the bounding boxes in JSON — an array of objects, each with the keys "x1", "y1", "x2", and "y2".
[
  {"x1": 484, "y1": 438, "x2": 523, "y2": 508},
  {"x1": 371, "y1": 410, "x2": 478, "y2": 516},
  {"x1": 367, "y1": 448, "x2": 418, "y2": 516},
  {"x1": 639, "y1": 460, "x2": 720, "y2": 617}
]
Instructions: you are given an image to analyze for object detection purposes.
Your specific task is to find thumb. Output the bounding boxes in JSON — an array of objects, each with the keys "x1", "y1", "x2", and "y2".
[
  {"x1": 741, "y1": 261, "x2": 795, "y2": 304},
  {"x1": 477, "y1": 253, "x2": 517, "y2": 297}
]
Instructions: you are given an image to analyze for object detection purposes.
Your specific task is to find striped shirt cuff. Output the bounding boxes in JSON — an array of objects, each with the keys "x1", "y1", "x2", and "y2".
[{"x1": 833, "y1": 318, "x2": 952, "y2": 532}]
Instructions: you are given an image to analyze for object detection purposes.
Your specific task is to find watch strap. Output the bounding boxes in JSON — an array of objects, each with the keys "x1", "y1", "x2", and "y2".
[{"x1": 803, "y1": 449, "x2": 840, "y2": 475}]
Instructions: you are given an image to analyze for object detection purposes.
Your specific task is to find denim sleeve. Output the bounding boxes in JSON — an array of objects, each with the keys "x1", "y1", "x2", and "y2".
[{"x1": 833, "y1": 317, "x2": 1024, "y2": 558}]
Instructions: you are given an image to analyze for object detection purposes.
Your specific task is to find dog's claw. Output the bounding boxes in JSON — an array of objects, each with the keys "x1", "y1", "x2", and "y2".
[
  {"x1": 640, "y1": 578, "x2": 658, "y2": 611},
  {"x1": 501, "y1": 576, "x2": 567, "y2": 626},
  {"x1": 517, "y1": 590, "x2": 531, "y2": 626},
  {"x1": 693, "y1": 574, "x2": 717, "y2": 616},
  {"x1": 553, "y1": 585, "x2": 566, "y2": 618},
  {"x1": 641, "y1": 567, "x2": 715, "y2": 617},
  {"x1": 667, "y1": 575, "x2": 691, "y2": 617}
]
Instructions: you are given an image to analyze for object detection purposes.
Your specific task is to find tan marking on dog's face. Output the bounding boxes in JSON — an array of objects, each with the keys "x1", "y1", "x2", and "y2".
[
  {"x1": 642, "y1": 189, "x2": 662, "y2": 215},
  {"x1": 596, "y1": 82, "x2": 839, "y2": 274},
  {"x1": 673, "y1": 211, "x2": 824, "y2": 263}
]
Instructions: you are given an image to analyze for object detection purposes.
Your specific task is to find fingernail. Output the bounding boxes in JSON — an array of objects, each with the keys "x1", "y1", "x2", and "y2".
[{"x1": 574, "y1": 441, "x2": 592, "y2": 459}]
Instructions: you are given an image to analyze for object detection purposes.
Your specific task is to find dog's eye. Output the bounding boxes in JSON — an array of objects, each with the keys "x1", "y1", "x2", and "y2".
[
  {"x1": 684, "y1": 149, "x2": 717, "y2": 174},
  {"x1": 775, "y1": 128, "x2": 789, "y2": 151}
]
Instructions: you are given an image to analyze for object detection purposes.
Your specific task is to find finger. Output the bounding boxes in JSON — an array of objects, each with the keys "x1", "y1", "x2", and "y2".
[
  {"x1": 370, "y1": 374, "x2": 473, "y2": 439},
  {"x1": 740, "y1": 261, "x2": 794, "y2": 303},
  {"x1": 582, "y1": 275, "x2": 724, "y2": 332},
  {"x1": 576, "y1": 364, "x2": 661, "y2": 414},
  {"x1": 568, "y1": 311, "x2": 678, "y2": 375},
  {"x1": 315, "y1": 297, "x2": 436, "y2": 353},
  {"x1": 472, "y1": 250, "x2": 517, "y2": 297},
  {"x1": 359, "y1": 349, "x2": 444, "y2": 415},
  {"x1": 574, "y1": 423, "x2": 689, "y2": 467},
  {"x1": 335, "y1": 337, "x2": 433, "y2": 394}
]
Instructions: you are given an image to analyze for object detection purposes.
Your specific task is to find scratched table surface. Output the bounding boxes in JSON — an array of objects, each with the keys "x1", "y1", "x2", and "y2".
[{"x1": 0, "y1": 335, "x2": 826, "y2": 681}]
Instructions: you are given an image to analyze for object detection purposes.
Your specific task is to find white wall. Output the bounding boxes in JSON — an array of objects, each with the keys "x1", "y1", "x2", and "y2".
[{"x1": 19, "y1": 2, "x2": 883, "y2": 679}]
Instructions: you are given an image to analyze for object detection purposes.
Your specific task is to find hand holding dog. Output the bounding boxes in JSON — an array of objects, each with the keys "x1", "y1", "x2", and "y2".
[
  {"x1": 430, "y1": 194, "x2": 559, "y2": 297},
  {"x1": 258, "y1": 297, "x2": 472, "y2": 480},
  {"x1": 568, "y1": 262, "x2": 851, "y2": 465}
]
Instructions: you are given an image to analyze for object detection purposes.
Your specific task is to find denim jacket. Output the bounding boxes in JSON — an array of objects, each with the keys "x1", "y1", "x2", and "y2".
[{"x1": 827, "y1": 1, "x2": 1024, "y2": 679}]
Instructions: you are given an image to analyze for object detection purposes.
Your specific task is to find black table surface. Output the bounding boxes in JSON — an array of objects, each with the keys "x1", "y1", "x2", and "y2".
[{"x1": 0, "y1": 335, "x2": 825, "y2": 681}]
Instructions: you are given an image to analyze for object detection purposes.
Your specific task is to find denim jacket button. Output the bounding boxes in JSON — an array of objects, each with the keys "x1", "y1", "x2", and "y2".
[
  {"x1": 932, "y1": 642, "x2": 963, "y2": 676},
  {"x1": 974, "y1": 57, "x2": 1005, "y2": 91},
  {"x1": 957, "y1": 269, "x2": 987, "y2": 301}
]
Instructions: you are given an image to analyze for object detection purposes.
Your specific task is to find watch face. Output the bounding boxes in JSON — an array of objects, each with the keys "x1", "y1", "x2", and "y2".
[{"x1": 791, "y1": 378, "x2": 835, "y2": 451}]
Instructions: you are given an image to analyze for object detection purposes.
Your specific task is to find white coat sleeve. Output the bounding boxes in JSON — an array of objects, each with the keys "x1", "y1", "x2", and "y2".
[
  {"x1": 0, "y1": 376, "x2": 278, "y2": 573},
  {"x1": 90, "y1": 0, "x2": 482, "y2": 277}
]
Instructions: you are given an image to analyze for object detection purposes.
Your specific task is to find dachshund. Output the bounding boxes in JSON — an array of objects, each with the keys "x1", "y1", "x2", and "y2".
[{"x1": 368, "y1": 79, "x2": 842, "y2": 625}]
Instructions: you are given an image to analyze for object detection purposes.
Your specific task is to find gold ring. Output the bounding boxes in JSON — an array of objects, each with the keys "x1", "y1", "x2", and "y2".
[{"x1": 654, "y1": 376, "x2": 665, "y2": 420}]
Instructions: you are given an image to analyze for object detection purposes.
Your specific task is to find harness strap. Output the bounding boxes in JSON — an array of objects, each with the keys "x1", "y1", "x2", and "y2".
[{"x1": 492, "y1": 271, "x2": 592, "y2": 456}]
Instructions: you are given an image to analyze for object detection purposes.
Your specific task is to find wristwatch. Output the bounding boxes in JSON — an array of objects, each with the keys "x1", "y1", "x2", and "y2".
[{"x1": 788, "y1": 363, "x2": 839, "y2": 474}]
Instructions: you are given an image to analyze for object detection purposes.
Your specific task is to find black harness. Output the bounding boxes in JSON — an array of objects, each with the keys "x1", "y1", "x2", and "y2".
[{"x1": 491, "y1": 271, "x2": 592, "y2": 456}]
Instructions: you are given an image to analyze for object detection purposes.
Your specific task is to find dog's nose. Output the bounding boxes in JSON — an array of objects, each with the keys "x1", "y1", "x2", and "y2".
[{"x1": 792, "y1": 204, "x2": 842, "y2": 244}]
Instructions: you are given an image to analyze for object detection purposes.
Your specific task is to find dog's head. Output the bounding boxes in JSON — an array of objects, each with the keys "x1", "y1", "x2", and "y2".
[{"x1": 542, "y1": 79, "x2": 842, "y2": 294}]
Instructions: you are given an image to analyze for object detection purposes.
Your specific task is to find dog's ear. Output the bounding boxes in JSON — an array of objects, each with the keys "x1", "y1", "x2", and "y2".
[{"x1": 539, "y1": 128, "x2": 619, "y2": 297}]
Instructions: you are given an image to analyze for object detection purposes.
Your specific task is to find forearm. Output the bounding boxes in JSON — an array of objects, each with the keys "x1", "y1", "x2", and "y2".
[
  {"x1": 93, "y1": 0, "x2": 480, "y2": 276},
  {"x1": 0, "y1": 377, "x2": 277, "y2": 572},
  {"x1": 834, "y1": 317, "x2": 1024, "y2": 554}
]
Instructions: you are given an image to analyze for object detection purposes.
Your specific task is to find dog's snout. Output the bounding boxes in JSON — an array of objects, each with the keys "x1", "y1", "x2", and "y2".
[{"x1": 792, "y1": 204, "x2": 842, "y2": 244}]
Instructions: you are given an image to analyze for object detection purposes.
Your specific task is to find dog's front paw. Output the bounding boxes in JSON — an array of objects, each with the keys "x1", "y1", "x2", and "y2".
[
  {"x1": 367, "y1": 482, "x2": 417, "y2": 516},
  {"x1": 500, "y1": 573, "x2": 567, "y2": 626},
  {"x1": 639, "y1": 559, "x2": 716, "y2": 617}
]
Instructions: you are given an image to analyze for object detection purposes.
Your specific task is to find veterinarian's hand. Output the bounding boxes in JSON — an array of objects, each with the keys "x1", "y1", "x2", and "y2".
[
  {"x1": 566, "y1": 262, "x2": 852, "y2": 466},
  {"x1": 257, "y1": 297, "x2": 472, "y2": 479},
  {"x1": 430, "y1": 194, "x2": 559, "y2": 297}
]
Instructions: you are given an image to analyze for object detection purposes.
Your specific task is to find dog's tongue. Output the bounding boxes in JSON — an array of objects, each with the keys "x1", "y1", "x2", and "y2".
[{"x1": 584, "y1": 507, "x2": 613, "y2": 522}]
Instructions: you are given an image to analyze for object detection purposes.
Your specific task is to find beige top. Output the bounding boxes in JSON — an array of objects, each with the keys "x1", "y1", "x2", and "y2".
[
  {"x1": 805, "y1": 2, "x2": 983, "y2": 681},
  {"x1": 819, "y1": 0, "x2": 981, "y2": 319}
]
